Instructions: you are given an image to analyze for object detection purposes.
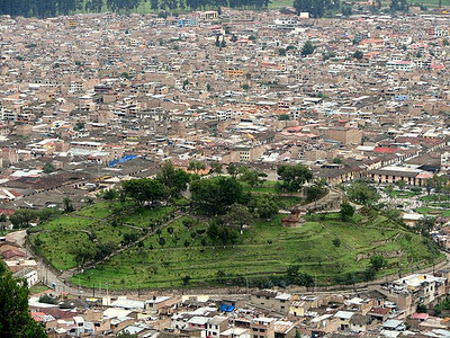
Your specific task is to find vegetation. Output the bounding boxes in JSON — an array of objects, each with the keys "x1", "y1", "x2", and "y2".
[
  {"x1": 0, "y1": 264, "x2": 47, "y2": 337},
  {"x1": 301, "y1": 40, "x2": 315, "y2": 56},
  {"x1": 347, "y1": 179, "x2": 379, "y2": 206},
  {"x1": 294, "y1": 0, "x2": 340, "y2": 17},
  {"x1": 69, "y1": 209, "x2": 442, "y2": 289},
  {"x1": 28, "y1": 164, "x2": 445, "y2": 290},
  {"x1": 276, "y1": 164, "x2": 313, "y2": 193},
  {"x1": 0, "y1": 0, "x2": 270, "y2": 18}
]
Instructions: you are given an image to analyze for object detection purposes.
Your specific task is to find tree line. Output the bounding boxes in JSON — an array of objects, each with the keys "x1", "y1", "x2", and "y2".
[
  {"x1": 0, "y1": 0, "x2": 269, "y2": 18},
  {"x1": 294, "y1": 0, "x2": 340, "y2": 18}
]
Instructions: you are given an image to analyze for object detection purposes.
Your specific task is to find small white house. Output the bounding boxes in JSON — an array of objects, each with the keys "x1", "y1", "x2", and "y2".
[{"x1": 13, "y1": 267, "x2": 38, "y2": 288}]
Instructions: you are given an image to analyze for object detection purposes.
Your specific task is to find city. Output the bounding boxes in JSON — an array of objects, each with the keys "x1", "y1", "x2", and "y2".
[{"x1": 0, "y1": 2, "x2": 449, "y2": 337}]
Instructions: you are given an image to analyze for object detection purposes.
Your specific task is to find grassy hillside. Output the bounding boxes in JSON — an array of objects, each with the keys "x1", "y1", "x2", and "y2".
[
  {"x1": 29, "y1": 202, "x2": 175, "y2": 270},
  {"x1": 57, "y1": 206, "x2": 444, "y2": 290}
]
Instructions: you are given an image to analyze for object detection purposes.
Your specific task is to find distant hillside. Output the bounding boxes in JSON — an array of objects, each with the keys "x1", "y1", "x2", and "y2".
[
  {"x1": 0, "y1": 0, "x2": 447, "y2": 17},
  {"x1": 0, "y1": 0, "x2": 269, "y2": 18}
]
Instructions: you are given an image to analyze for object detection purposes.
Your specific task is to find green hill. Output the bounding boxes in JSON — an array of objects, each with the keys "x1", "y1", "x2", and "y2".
[{"x1": 28, "y1": 200, "x2": 443, "y2": 290}]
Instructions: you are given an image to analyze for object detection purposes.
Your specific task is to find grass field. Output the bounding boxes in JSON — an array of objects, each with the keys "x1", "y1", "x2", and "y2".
[{"x1": 70, "y1": 211, "x2": 443, "y2": 290}]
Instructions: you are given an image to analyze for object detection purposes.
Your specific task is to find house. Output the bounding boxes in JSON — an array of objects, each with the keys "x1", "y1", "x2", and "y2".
[
  {"x1": 251, "y1": 290, "x2": 293, "y2": 314},
  {"x1": 333, "y1": 311, "x2": 355, "y2": 331},
  {"x1": 381, "y1": 319, "x2": 406, "y2": 331},
  {"x1": 349, "y1": 314, "x2": 371, "y2": 332},
  {"x1": 206, "y1": 316, "x2": 228, "y2": 338},
  {"x1": 13, "y1": 267, "x2": 38, "y2": 288}
]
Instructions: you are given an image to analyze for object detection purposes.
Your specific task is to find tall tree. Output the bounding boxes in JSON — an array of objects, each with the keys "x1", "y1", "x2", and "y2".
[
  {"x1": 190, "y1": 177, "x2": 243, "y2": 215},
  {"x1": 301, "y1": 40, "x2": 315, "y2": 56},
  {"x1": 157, "y1": 161, "x2": 190, "y2": 196},
  {"x1": 188, "y1": 160, "x2": 206, "y2": 175},
  {"x1": 277, "y1": 164, "x2": 313, "y2": 193},
  {"x1": 0, "y1": 264, "x2": 47, "y2": 337}
]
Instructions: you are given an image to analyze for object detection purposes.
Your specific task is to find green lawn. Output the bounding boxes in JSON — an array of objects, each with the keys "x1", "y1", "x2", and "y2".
[
  {"x1": 390, "y1": 190, "x2": 415, "y2": 198},
  {"x1": 71, "y1": 212, "x2": 443, "y2": 290},
  {"x1": 421, "y1": 195, "x2": 449, "y2": 202},
  {"x1": 29, "y1": 283, "x2": 50, "y2": 295},
  {"x1": 416, "y1": 207, "x2": 450, "y2": 217}
]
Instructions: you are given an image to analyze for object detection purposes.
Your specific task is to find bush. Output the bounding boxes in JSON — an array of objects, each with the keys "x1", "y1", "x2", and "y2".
[
  {"x1": 39, "y1": 294, "x2": 57, "y2": 304},
  {"x1": 332, "y1": 238, "x2": 341, "y2": 247}
]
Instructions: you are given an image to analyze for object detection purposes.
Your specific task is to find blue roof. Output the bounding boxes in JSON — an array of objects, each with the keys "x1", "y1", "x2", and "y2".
[{"x1": 220, "y1": 304, "x2": 235, "y2": 312}]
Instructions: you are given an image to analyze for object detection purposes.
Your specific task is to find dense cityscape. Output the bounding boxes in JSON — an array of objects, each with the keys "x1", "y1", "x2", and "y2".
[{"x1": 0, "y1": 2, "x2": 449, "y2": 337}]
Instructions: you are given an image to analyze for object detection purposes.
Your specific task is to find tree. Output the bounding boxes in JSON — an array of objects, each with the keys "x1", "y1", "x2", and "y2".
[
  {"x1": 63, "y1": 197, "x2": 74, "y2": 213},
  {"x1": 207, "y1": 217, "x2": 221, "y2": 242},
  {"x1": 217, "y1": 226, "x2": 237, "y2": 247},
  {"x1": 369, "y1": 255, "x2": 386, "y2": 271},
  {"x1": 43, "y1": 162, "x2": 55, "y2": 173},
  {"x1": 347, "y1": 180, "x2": 379, "y2": 206},
  {"x1": 9, "y1": 209, "x2": 38, "y2": 229},
  {"x1": 182, "y1": 218, "x2": 194, "y2": 232},
  {"x1": 256, "y1": 195, "x2": 279, "y2": 220},
  {"x1": 340, "y1": 203, "x2": 355, "y2": 222},
  {"x1": 159, "y1": 237, "x2": 166, "y2": 248},
  {"x1": 71, "y1": 242, "x2": 97, "y2": 268},
  {"x1": 188, "y1": 160, "x2": 206, "y2": 175},
  {"x1": 209, "y1": 162, "x2": 222, "y2": 174},
  {"x1": 122, "y1": 178, "x2": 169, "y2": 206},
  {"x1": 0, "y1": 265, "x2": 47, "y2": 337},
  {"x1": 223, "y1": 204, "x2": 252, "y2": 231},
  {"x1": 157, "y1": 161, "x2": 190, "y2": 196},
  {"x1": 416, "y1": 304, "x2": 428, "y2": 313},
  {"x1": 190, "y1": 177, "x2": 243, "y2": 215},
  {"x1": 390, "y1": 0, "x2": 399, "y2": 10},
  {"x1": 277, "y1": 164, "x2": 313, "y2": 193},
  {"x1": 102, "y1": 188, "x2": 118, "y2": 201},
  {"x1": 151, "y1": 0, "x2": 159, "y2": 9},
  {"x1": 396, "y1": 180, "x2": 407, "y2": 191},
  {"x1": 332, "y1": 238, "x2": 341, "y2": 247},
  {"x1": 443, "y1": 38, "x2": 449, "y2": 46},
  {"x1": 227, "y1": 164, "x2": 238, "y2": 179},
  {"x1": 286, "y1": 265, "x2": 314, "y2": 287},
  {"x1": 301, "y1": 40, "x2": 315, "y2": 56},
  {"x1": 182, "y1": 275, "x2": 191, "y2": 286},
  {"x1": 353, "y1": 50, "x2": 363, "y2": 60},
  {"x1": 305, "y1": 183, "x2": 326, "y2": 203},
  {"x1": 73, "y1": 121, "x2": 85, "y2": 131},
  {"x1": 241, "y1": 169, "x2": 264, "y2": 188},
  {"x1": 411, "y1": 187, "x2": 422, "y2": 195},
  {"x1": 0, "y1": 213, "x2": 7, "y2": 235},
  {"x1": 342, "y1": 5, "x2": 352, "y2": 16}
]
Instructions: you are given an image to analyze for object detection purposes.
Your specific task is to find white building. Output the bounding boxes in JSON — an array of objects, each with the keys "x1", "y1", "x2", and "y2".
[{"x1": 13, "y1": 267, "x2": 38, "y2": 288}]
